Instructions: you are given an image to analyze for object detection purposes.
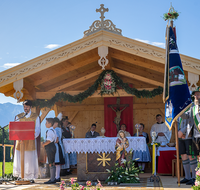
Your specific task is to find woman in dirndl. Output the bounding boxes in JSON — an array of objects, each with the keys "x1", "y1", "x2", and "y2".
[{"x1": 133, "y1": 123, "x2": 151, "y2": 172}]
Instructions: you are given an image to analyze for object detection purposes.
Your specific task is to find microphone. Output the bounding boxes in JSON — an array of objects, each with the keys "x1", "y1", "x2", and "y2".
[{"x1": 15, "y1": 112, "x2": 28, "y2": 121}]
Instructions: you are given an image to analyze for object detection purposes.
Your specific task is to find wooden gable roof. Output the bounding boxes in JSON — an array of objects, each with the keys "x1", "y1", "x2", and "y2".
[{"x1": 0, "y1": 30, "x2": 200, "y2": 101}]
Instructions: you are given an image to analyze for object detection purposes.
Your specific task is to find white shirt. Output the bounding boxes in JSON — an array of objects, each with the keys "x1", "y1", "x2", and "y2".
[
  {"x1": 150, "y1": 122, "x2": 172, "y2": 144},
  {"x1": 15, "y1": 110, "x2": 41, "y2": 138},
  {"x1": 46, "y1": 127, "x2": 57, "y2": 142}
]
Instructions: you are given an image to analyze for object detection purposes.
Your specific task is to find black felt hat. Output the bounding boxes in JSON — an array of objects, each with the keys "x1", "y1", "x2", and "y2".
[
  {"x1": 23, "y1": 100, "x2": 32, "y2": 106},
  {"x1": 192, "y1": 87, "x2": 200, "y2": 95}
]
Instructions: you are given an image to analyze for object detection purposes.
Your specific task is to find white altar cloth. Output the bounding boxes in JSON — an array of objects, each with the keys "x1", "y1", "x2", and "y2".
[{"x1": 63, "y1": 137, "x2": 146, "y2": 154}]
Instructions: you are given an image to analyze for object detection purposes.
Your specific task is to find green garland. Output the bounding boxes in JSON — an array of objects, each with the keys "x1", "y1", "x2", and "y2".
[{"x1": 32, "y1": 70, "x2": 163, "y2": 108}]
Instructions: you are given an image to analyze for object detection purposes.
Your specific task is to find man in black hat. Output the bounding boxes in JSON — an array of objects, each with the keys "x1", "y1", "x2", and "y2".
[
  {"x1": 13, "y1": 100, "x2": 41, "y2": 182},
  {"x1": 180, "y1": 87, "x2": 200, "y2": 185}
]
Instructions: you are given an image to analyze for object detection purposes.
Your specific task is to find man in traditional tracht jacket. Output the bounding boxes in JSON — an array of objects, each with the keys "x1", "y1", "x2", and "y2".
[
  {"x1": 13, "y1": 100, "x2": 41, "y2": 182},
  {"x1": 180, "y1": 87, "x2": 200, "y2": 185}
]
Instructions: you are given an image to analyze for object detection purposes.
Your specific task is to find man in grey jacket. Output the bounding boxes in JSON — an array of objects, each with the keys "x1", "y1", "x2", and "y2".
[{"x1": 179, "y1": 86, "x2": 200, "y2": 185}]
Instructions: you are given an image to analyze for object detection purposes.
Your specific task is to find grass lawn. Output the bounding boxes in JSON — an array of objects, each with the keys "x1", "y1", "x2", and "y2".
[{"x1": 0, "y1": 162, "x2": 13, "y2": 176}]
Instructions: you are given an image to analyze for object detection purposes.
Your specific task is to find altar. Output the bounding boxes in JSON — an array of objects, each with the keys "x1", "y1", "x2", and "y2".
[{"x1": 63, "y1": 137, "x2": 146, "y2": 181}]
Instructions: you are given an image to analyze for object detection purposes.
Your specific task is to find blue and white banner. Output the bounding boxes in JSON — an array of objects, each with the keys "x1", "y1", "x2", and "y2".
[{"x1": 163, "y1": 26, "x2": 192, "y2": 130}]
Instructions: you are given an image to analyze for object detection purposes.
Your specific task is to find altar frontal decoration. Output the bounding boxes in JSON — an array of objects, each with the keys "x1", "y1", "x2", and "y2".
[
  {"x1": 32, "y1": 70, "x2": 163, "y2": 108},
  {"x1": 163, "y1": 26, "x2": 192, "y2": 130}
]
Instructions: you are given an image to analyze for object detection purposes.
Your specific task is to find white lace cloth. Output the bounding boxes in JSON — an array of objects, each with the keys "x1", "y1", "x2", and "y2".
[{"x1": 63, "y1": 137, "x2": 146, "y2": 154}]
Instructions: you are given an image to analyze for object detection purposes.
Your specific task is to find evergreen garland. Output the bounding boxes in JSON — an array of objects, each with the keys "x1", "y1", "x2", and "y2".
[{"x1": 32, "y1": 70, "x2": 163, "y2": 108}]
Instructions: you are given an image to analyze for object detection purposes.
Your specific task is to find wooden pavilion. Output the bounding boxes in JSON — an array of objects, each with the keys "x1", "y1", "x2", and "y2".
[{"x1": 0, "y1": 4, "x2": 200, "y2": 141}]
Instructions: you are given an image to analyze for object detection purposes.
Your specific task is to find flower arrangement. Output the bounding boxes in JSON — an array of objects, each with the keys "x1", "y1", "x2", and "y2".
[
  {"x1": 106, "y1": 160, "x2": 142, "y2": 184},
  {"x1": 163, "y1": 5, "x2": 179, "y2": 21},
  {"x1": 192, "y1": 158, "x2": 200, "y2": 190},
  {"x1": 60, "y1": 178, "x2": 104, "y2": 190},
  {"x1": 105, "y1": 151, "x2": 142, "y2": 184},
  {"x1": 100, "y1": 72, "x2": 116, "y2": 95}
]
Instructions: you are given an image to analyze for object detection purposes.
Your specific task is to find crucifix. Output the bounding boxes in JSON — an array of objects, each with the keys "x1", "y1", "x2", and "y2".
[
  {"x1": 96, "y1": 4, "x2": 108, "y2": 28},
  {"x1": 108, "y1": 97, "x2": 129, "y2": 132}
]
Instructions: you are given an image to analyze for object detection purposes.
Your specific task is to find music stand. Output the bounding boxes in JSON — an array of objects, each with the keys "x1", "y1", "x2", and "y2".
[{"x1": 9, "y1": 121, "x2": 35, "y2": 185}]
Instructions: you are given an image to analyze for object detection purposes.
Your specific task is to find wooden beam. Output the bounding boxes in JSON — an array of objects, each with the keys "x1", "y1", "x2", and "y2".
[
  {"x1": 112, "y1": 68, "x2": 163, "y2": 86},
  {"x1": 159, "y1": 108, "x2": 165, "y2": 116},
  {"x1": 48, "y1": 70, "x2": 102, "y2": 92},
  {"x1": 59, "y1": 103, "x2": 164, "y2": 111},
  {"x1": 114, "y1": 60, "x2": 164, "y2": 83},
  {"x1": 53, "y1": 104, "x2": 59, "y2": 117},
  {"x1": 34, "y1": 55, "x2": 99, "y2": 86},
  {"x1": 110, "y1": 48, "x2": 164, "y2": 73},
  {"x1": 40, "y1": 107, "x2": 51, "y2": 122},
  {"x1": 69, "y1": 111, "x2": 79, "y2": 123},
  {"x1": 105, "y1": 53, "x2": 114, "y2": 70},
  {"x1": 36, "y1": 88, "x2": 156, "y2": 99},
  {"x1": 4, "y1": 89, "x2": 15, "y2": 97},
  {"x1": 133, "y1": 103, "x2": 164, "y2": 109},
  {"x1": 60, "y1": 105, "x2": 104, "y2": 111},
  {"x1": 24, "y1": 80, "x2": 36, "y2": 100},
  {"x1": 31, "y1": 106, "x2": 40, "y2": 116}
]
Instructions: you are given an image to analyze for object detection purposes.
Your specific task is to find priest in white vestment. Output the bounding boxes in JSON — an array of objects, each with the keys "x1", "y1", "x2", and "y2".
[
  {"x1": 13, "y1": 100, "x2": 41, "y2": 181},
  {"x1": 150, "y1": 114, "x2": 171, "y2": 144}
]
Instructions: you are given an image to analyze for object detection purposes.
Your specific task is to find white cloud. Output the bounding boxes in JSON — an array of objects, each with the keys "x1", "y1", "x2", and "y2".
[
  {"x1": 135, "y1": 38, "x2": 150, "y2": 44},
  {"x1": 135, "y1": 38, "x2": 165, "y2": 48},
  {"x1": 45, "y1": 44, "x2": 61, "y2": 49},
  {"x1": 151, "y1": 42, "x2": 165, "y2": 48},
  {"x1": 2, "y1": 63, "x2": 21, "y2": 68}
]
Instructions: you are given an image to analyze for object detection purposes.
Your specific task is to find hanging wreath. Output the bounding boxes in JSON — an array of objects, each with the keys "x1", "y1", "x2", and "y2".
[
  {"x1": 163, "y1": 5, "x2": 179, "y2": 21},
  {"x1": 32, "y1": 70, "x2": 163, "y2": 108},
  {"x1": 100, "y1": 72, "x2": 116, "y2": 95}
]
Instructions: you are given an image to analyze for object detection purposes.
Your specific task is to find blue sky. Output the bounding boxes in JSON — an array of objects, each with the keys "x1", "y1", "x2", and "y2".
[{"x1": 0, "y1": 0, "x2": 200, "y2": 104}]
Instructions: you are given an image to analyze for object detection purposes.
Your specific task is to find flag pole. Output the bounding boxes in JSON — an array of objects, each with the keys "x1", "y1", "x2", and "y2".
[
  {"x1": 175, "y1": 121, "x2": 180, "y2": 186},
  {"x1": 170, "y1": 19, "x2": 180, "y2": 186}
]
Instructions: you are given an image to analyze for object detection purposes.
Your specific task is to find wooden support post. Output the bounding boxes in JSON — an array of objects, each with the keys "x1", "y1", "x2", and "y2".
[
  {"x1": 20, "y1": 141, "x2": 25, "y2": 179},
  {"x1": 3, "y1": 144, "x2": 5, "y2": 175},
  {"x1": 175, "y1": 121, "x2": 180, "y2": 186}
]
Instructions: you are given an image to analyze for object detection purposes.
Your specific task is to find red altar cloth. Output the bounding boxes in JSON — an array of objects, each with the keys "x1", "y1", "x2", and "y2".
[
  {"x1": 9, "y1": 121, "x2": 35, "y2": 140},
  {"x1": 157, "y1": 150, "x2": 176, "y2": 174}
]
